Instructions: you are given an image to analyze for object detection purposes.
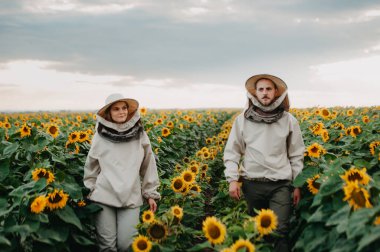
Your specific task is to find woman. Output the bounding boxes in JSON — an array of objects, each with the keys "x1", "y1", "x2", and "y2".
[{"x1": 84, "y1": 93, "x2": 160, "y2": 251}]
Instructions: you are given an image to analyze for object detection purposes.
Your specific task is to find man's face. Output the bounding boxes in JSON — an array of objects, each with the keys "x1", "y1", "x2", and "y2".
[{"x1": 255, "y1": 79, "x2": 278, "y2": 106}]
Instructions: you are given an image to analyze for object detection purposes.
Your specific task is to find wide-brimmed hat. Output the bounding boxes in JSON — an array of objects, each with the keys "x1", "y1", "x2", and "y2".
[
  {"x1": 245, "y1": 74, "x2": 289, "y2": 110},
  {"x1": 97, "y1": 93, "x2": 139, "y2": 118}
]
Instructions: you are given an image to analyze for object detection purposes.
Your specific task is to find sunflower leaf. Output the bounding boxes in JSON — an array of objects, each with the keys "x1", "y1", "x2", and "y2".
[{"x1": 55, "y1": 206, "x2": 83, "y2": 231}]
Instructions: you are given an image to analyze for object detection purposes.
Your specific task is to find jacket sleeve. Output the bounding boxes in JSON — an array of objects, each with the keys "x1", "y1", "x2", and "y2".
[
  {"x1": 224, "y1": 115, "x2": 245, "y2": 183},
  {"x1": 140, "y1": 132, "x2": 161, "y2": 200},
  {"x1": 83, "y1": 154, "x2": 100, "y2": 192},
  {"x1": 287, "y1": 116, "x2": 305, "y2": 181}
]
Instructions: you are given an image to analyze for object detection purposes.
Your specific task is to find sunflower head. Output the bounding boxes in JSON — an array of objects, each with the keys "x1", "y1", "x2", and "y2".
[
  {"x1": 307, "y1": 174, "x2": 321, "y2": 195},
  {"x1": 47, "y1": 124, "x2": 59, "y2": 138},
  {"x1": 32, "y1": 168, "x2": 55, "y2": 184},
  {"x1": 343, "y1": 182, "x2": 372, "y2": 210},
  {"x1": 20, "y1": 124, "x2": 32, "y2": 138},
  {"x1": 230, "y1": 238, "x2": 255, "y2": 252},
  {"x1": 306, "y1": 143, "x2": 326, "y2": 158},
  {"x1": 202, "y1": 216, "x2": 226, "y2": 245},
  {"x1": 341, "y1": 167, "x2": 371, "y2": 185},
  {"x1": 142, "y1": 210, "x2": 155, "y2": 224},
  {"x1": 45, "y1": 189, "x2": 69, "y2": 211},
  {"x1": 171, "y1": 205, "x2": 184, "y2": 221},
  {"x1": 161, "y1": 127, "x2": 171, "y2": 137},
  {"x1": 132, "y1": 235, "x2": 152, "y2": 252},
  {"x1": 255, "y1": 209, "x2": 278, "y2": 236},
  {"x1": 147, "y1": 221, "x2": 168, "y2": 243},
  {"x1": 171, "y1": 176, "x2": 186, "y2": 193},
  {"x1": 30, "y1": 195, "x2": 47, "y2": 214},
  {"x1": 181, "y1": 170, "x2": 195, "y2": 184}
]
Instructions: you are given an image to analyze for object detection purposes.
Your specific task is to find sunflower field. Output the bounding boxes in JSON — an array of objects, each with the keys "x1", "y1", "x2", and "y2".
[{"x1": 0, "y1": 106, "x2": 379, "y2": 252}]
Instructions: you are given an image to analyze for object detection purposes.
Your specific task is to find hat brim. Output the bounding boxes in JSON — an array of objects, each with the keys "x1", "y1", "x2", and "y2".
[
  {"x1": 97, "y1": 98, "x2": 139, "y2": 119},
  {"x1": 245, "y1": 74, "x2": 290, "y2": 111}
]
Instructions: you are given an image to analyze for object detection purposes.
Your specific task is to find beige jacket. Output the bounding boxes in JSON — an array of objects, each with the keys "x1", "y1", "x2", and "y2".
[
  {"x1": 83, "y1": 113, "x2": 160, "y2": 208},
  {"x1": 224, "y1": 111, "x2": 305, "y2": 183}
]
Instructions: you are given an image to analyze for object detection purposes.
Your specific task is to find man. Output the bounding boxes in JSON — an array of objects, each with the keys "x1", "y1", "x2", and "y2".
[{"x1": 224, "y1": 74, "x2": 305, "y2": 252}]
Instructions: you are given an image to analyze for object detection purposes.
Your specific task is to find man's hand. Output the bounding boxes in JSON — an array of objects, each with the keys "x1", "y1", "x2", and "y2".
[
  {"x1": 148, "y1": 198, "x2": 157, "y2": 212},
  {"x1": 293, "y1": 187, "x2": 301, "y2": 206},
  {"x1": 229, "y1": 181, "x2": 241, "y2": 200}
]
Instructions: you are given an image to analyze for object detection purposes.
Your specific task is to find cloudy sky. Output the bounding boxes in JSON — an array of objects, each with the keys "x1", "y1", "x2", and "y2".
[{"x1": 1, "y1": 0, "x2": 380, "y2": 111}]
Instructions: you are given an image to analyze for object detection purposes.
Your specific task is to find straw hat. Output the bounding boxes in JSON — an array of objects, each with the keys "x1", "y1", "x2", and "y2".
[
  {"x1": 245, "y1": 74, "x2": 289, "y2": 110},
  {"x1": 97, "y1": 93, "x2": 139, "y2": 118}
]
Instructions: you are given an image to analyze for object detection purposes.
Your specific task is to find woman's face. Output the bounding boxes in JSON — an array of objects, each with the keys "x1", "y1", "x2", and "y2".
[{"x1": 110, "y1": 101, "x2": 129, "y2": 123}]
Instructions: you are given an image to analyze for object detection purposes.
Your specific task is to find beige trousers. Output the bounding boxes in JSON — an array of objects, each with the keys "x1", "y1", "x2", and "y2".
[{"x1": 94, "y1": 203, "x2": 140, "y2": 252}]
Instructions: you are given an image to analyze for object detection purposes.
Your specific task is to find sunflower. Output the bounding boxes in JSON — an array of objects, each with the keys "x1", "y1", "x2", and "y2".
[
  {"x1": 166, "y1": 121, "x2": 174, "y2": 129},
  {"x1": 76, "y1": 132, "x2": 88, "y2": 143},
  {"x1": 331, "y1": 122, "x2": 345, "y2": 130},
  {"x1": 309, "y1": 122, "x2": 325, "y2": 135},
  {"x1": 77, "y1": 200, "x2": 86, "y2": 207},
  {"x1": 206, "y1": 137, "x2": 213, "y2": 145},
  {"x1": 189, "y1": 184, "x2": 201, "y2": 193},
  {"x1": 183, "y1": 157, "x2": 190, "y2": 164},
  {"x1": 370, "y1": 141, "x2": 380, "y2": 156},
  {"x1": 341, "y1": 167, "x2": 371, "y2": 185},
  {"x1": 230, "y1": 239, "x2": 255, "y2": 252},
  {"x1": 30, "y1": 195, "x2": 47, "y2": 214},
  {"x1": 346, "y1": 109, "x2": 354, "y2": 116},
  {"x1": 171, "y1": 205, "x2": 184, "y2": 220},
  {"x1": 174, "y1": 164, "x2": 182, "y2": 172},
  {"x1": 139, "y1": 107, "x2": 148, "y2": 116},
  {"x1": 161, "y1": 127, "x2": 171, "y2": 137},
  {"x1": 374, "y1": 216, "x2": 380, "y2": 226},
  {"x1": 147, "y1": 221, "x2": 168, "y2": 243},
  {"x1": 307, "y1": 174, "x2": 321, "y2": 195},
  {"x1": 132, "y1": 235, "x2": 152, "y2": 252},
  {"x1": 189, "y1": 164, "x2": 199, "y2": 174},
  {"x1": 362, "y1": 116, "x2": 370, "y2": 123},
  {"x1": 45, "y1": 189, "x2": 69, "y2": 210},
  {"x1": 321, "y1": 130, "x2": 329, "y2": 142},
  {"x1": 306, "y1": 143, "x2": 326, "y2": 158},
  {"x1": 68, "y1": 131, "x2": 80, "y2": 143},
  {"x1": 202, "y1": 151, "x2": 211, "y2": 160},
  {"x1": 4, "y1": 122, "x2": 11, "y2": 129},
  {"x1": 142, "y1": 210, "x2": 155, "y2": 224},
  {"x1": 349, "y1": 126, "x2": 362, "y2": 138},
  {"x1": 46, "y1": 124, "x2": 59, "y2": 138},
  {"x1": 343, "y1": 182, "x2": 372, "y2": 210},
  {"x1": 20, "y1": 124, "x2": 32, "y2": 138},
  {"x1": 320, "y1": 108, "x2": 331, "y2": 119},
  {"x1": 255, "y1": 209, "x2": 278, "y2": 236},
  {"x1": 202, "y1": 216, "x2": 226, "y2": 245},
  {"x1": 32, "y1": 168, "x2": 55, "y2": 184},
  {"x1": 201, "y1": 164, "x2": 208, "y2": 172},
  {"x1": 181, "y1": 170, "x2": 195, "y2": 184},
  {"x1": 171, "y1": 176, "x2": 186, "y2": 193}
]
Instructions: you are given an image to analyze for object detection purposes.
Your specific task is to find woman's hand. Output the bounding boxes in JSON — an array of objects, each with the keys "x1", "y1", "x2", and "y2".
[{"x1": 148, "y1": 198, "x2": 157, "y2": 212}]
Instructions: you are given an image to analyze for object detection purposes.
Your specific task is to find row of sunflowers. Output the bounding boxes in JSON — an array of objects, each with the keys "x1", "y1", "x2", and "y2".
[{"x1": 0, "y1": 106, "x2": 379, "y2": 251}]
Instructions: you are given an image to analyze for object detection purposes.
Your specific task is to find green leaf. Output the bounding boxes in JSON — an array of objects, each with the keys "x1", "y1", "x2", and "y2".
[
  {"x1": 55, "y1": 206, "x2": 83, "y2": 231},
  {"x1": 326, "y1": 205, "x2": 350, "y2": 226},
  {"x1": 0, "y1": 235, "x2": 11, "y2": 247},
  {"x1": 71, "y1": 233, "x2": 95, "y2": 246},
  {"x1": 353, "y1": 159, "x2": 370, "y2": 168},
  {"x1": 357, "y1": 226, "x2": 380, "y2": 251},
  {"x1": 186, "y1": 241, "x2": 212, "y2": 252},
  {"x1": 37, "y1": 226, "x2": 69, "y2": 243},
  {"x1": 2, "y1": 143, "x2": 19, "y2": 157},
  {"x1": 0, "y1": 158, "x2": 10, "y2": 182}
]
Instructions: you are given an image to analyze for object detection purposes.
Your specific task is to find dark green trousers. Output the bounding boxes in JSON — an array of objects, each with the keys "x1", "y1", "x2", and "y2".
[{"x1": 242, "y1": 179, "x2": 292, "y2": 252}]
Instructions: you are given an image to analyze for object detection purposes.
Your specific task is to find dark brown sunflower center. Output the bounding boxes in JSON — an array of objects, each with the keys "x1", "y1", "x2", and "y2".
[
  {"x1": 261, "y1": 216, "x2": 272, "y2": 228},
  {"x1": 137, "y1": 240, "x2": 148, "y2": 250},
  {"x1": 352, "y1": 189, "x2": 366, "y2": 207},
  {"x1": 208, "y1": 224, "x2": 221, "y2": 239},
  {"x1": 149, "y1": 224, "x2": 166, "y2": 239},
  {"x1": 348, "y1": 173, "x2": 363, "y2": 181},
  {"x1": 174, "y1": 180, "x2": 183, "y2": 190},
  {"x1": 49, "y1": 193, "x2": 62, "y2": 203},
  {"x1": 312, "y1": 180, "x2": 321, "y2": 189},
  {"x1": 49, "y1": 127, "x2": 57, "y2": 134}
]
